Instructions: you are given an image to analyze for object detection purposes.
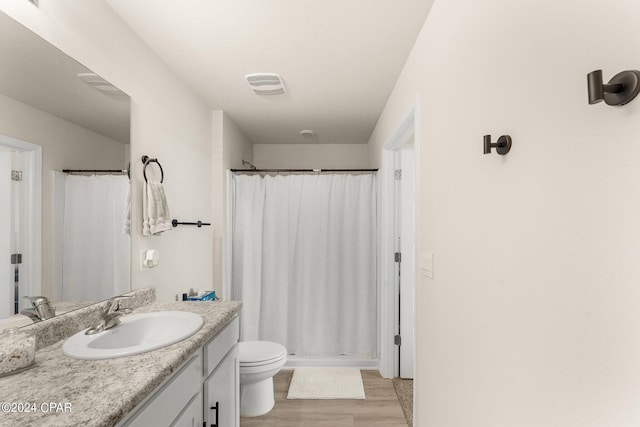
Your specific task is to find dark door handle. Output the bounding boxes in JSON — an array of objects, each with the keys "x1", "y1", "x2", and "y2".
[{"x1": 210, "y1": 401, "x2": 219, "y2": 427}]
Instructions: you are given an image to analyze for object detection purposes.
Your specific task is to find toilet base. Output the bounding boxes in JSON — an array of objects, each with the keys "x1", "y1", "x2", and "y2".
[
  {"x1": 238, "y1": 341, "x2": 287, "y2": 418},
  {"x1": 240, "y1": 376, "x2": 275, "y2": 417}
]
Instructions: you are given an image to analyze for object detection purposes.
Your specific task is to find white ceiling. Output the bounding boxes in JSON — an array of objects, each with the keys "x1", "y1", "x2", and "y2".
[{"x1": 105, "y1": 0, "x2": 434, "y2": 145}]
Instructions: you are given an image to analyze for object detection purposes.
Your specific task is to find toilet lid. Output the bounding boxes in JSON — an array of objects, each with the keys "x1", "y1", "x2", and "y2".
[{"x1": 239, "y1": 341, "x2": 287, "y2": 366}]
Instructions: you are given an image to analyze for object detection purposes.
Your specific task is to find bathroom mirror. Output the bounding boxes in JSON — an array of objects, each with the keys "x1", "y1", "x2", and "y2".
[{"x1": 0, "y1": 11, "x2": 131, "y2": 328}]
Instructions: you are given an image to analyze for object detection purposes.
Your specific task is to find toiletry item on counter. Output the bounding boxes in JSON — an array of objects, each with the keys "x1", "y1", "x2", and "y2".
[
  {"x1": 187, "y1": 290, "x2": 216, "y2": 301},
  {"x1": 182, "y1": 289, "x2": 217, "y2": 301},
  {"x1": 0, "y1": 328, "x2": 35, "y2": 377}
]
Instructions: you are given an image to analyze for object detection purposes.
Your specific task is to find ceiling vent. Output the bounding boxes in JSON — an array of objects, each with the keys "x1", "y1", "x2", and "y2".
[
  {"x1": 245, "y1": 73, "x2": 285, "y2": 95},
  {"x1": 77, "y1": 73, "x2": 126, "y2": 95}
]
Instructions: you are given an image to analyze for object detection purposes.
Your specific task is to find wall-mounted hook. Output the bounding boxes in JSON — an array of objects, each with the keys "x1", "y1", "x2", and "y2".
[
  {"x1": 483, "y1": 135, "x2": 512, "y2": 155},
  {"x1": 587, "y1": 69, "x2": 640, "y2": 106}
]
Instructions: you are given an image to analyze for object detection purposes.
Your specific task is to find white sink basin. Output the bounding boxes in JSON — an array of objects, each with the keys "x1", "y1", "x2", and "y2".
[{"x1": 63, "y1": 311, "x2": 203, "y2": 360}]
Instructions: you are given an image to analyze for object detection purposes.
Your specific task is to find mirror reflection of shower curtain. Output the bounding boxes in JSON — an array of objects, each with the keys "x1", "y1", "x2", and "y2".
[
  {"x1": 231, "y1": 173, "x2": 377, "y2": 358},
  {"x1": 62, "y1": 175, "x2": 130, "y2": 301}
]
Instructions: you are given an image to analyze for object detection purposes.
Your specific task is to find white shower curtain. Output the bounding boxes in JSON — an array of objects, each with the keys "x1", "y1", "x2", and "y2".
[
  {"x1": 231, "y1": 173, "x2": 377, "y2": 358},
  {"x1": 62, "y1": 175, "x2": 130, "y2": 301}
]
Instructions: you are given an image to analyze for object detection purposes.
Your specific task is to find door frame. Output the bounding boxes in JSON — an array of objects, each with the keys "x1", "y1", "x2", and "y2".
[
  {"x1": 379, "y1": 100, "x2": 420, "y2": 379},
  {"x1": 0, "y1": 134, "x2": 41, "y2": 311}
]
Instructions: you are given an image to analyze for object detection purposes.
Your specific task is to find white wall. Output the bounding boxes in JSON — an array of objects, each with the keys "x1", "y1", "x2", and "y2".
[
  {"x1": 223, "y1": 114, "x2": 254, "y2": 171},
  {"x1": 0, "y1": 0, "x2": 214, "y2": 301},
  {"x1": 0, "y1": 94, "x2": 126, "y2": 299},
  {"x1": 254, "y1": 144, "x2": 368, "y2": 169},
  {"x1": 212, "y1": 111, "x2": 253, "y2": 297},
  {"x1": 368, "y1": 1, "x2": 640, "y2": 426}
]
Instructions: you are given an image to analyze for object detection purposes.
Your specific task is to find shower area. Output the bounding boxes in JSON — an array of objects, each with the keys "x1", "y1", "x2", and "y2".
[
  {"x1": 229, "y1": 170, "x2": 378, "y2": 366},
  {"x1": 53, "y1": 171, "x2": 130, "y2": 302}
]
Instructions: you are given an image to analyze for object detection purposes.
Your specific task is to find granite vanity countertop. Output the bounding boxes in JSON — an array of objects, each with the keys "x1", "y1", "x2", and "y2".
[{"x1": 0, "y1": 300, "x2": 242, "y2": 427}]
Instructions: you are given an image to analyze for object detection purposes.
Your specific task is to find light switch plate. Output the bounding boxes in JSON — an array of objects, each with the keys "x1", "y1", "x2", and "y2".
[{"x1": 419, "y1": 251, "x2": 433, "y2": 278}]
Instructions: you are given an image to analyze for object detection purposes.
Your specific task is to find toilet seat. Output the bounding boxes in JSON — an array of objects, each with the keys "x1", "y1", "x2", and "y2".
[{"x1": 239, "y1": 341, "x2": 287, "y2": 367}]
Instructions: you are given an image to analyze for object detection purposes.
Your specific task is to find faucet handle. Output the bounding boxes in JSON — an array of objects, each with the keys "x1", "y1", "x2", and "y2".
[
  {"x1": 23, "y1": 296, "x2": 49, "y2": 307},
  {"x1": 22, "y1": 296, "x2": 55, "y2": 320},
  {"x1": 106, "y1": 295, "x2": 134, "y2": 314}
]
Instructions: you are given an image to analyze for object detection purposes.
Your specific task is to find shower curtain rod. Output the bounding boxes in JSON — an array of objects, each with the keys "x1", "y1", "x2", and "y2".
[
  {"x1": 63, "y1": 168, "x2": 130, "y2": 179},
  {"x1": 230, "y1": 168, "x2": 379, "y2": 173},
  {"x1": 63, "y1": 169, "x2": 128, "y2": 173}
]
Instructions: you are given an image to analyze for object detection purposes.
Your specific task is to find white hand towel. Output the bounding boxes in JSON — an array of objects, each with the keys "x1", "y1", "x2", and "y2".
[
  {"x1": 142, "y1": 181, "x2": 172, "y2": 235},
  {"x1": 122, "y1": 182, "x2": 131, "y2": 235}
]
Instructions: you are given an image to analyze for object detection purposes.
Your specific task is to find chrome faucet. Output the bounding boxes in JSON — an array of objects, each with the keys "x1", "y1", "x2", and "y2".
[
  {"x1": 85, "y1": 296, "x2": 133, "y2": 335},
  {"x1": 21, "y1": 296, "x2": 56, "y2": 322}
]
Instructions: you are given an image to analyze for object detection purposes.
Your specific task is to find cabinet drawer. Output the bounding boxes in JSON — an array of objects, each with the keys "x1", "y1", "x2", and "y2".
[
  {"x1": 204, "y1": 316, "x2": 239, "y2": 378},
  {"x1": 123, "y1": 353, "x2": 202, "y2": 427}
]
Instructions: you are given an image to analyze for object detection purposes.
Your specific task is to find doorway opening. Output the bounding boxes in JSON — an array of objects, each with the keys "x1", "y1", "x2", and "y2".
[
  {"x1": 380, "y1": 103, "x2": 419, "y2": 380},
  {"x1": 0, "y1": 135, "x2": 41, "y2": 318}
]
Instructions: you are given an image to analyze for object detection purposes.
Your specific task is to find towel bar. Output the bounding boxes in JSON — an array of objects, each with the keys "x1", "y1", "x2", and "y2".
[{"x1": 171, "y1": 219, "x2": 211, "y2": 228}]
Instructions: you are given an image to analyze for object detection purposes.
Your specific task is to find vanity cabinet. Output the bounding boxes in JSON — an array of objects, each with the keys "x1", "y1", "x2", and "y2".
[{"x1": 119, "y1": 316, "x2": 239, "y2": 427}]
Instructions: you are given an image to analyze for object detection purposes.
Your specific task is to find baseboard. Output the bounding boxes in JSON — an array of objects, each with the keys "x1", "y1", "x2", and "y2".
[{"x1": 284, "y1": 355, "x2": 379, "y2": 370}]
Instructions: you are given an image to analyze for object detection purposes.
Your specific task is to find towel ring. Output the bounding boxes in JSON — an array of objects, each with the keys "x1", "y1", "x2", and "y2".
[{"x1": 142, "y1": 155, "x2": 164, "y2": 183}]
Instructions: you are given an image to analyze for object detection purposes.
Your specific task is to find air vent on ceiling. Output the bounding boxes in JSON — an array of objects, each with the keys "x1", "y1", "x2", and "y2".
[
  {"x1": 245, "y1": 73, "x2": 285, "y2": 95},
  {"x1": 77, "y1": 73, "x2": 126, "y2": 95}
]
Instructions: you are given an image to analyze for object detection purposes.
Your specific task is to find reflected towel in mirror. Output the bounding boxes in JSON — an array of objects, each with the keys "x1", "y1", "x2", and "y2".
[{"x1": 122, "y1": 182, "x2": 131, "y2": 235}]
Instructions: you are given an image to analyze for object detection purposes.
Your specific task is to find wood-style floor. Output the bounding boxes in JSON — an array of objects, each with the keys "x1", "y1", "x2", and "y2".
[{"x1": 240, "y1": 369, "x2": 409, "y2": 427}]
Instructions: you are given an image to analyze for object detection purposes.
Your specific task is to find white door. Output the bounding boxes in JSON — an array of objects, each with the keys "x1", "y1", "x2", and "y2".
[
  {"x1": 398, "y1": 146, "x2": 416, "y2": 379},
  {"x1": 0, "y1": 137, "x2": 41, "y2": 317},
  {"x1": 0, "y1": 151, "x2": 12, "y2": 318}
]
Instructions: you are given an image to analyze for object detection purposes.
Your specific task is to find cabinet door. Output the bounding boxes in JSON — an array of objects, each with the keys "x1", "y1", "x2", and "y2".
[
  {"x1": 171, "y1": 392, "x2": 203, "y2": 427},
  {"x1": 204, "y1": 345, "x2": 239, "y2": 427},
  {"x1": 123, "y1": 353, "x2": 202, "y2": 427}
]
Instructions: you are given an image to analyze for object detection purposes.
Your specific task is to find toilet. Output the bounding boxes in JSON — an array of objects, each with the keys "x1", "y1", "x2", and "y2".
[{"x1": 238, "y1": 341, "x2": 287, "y2": 417}]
